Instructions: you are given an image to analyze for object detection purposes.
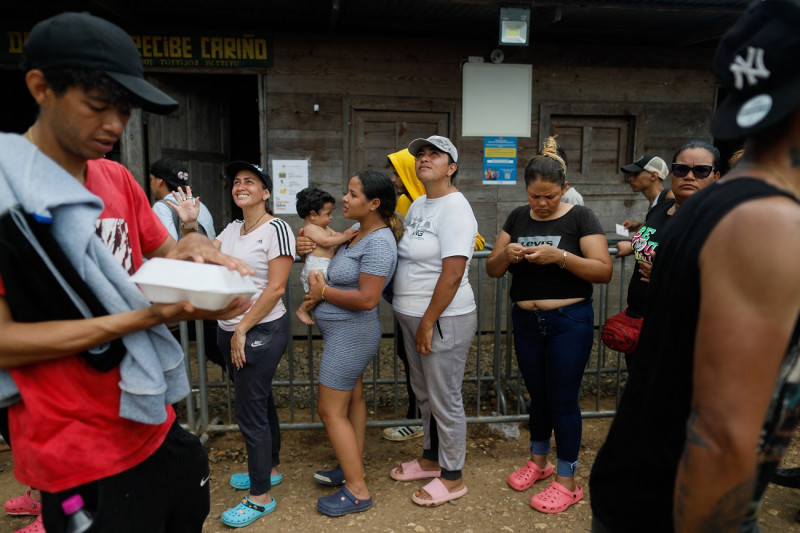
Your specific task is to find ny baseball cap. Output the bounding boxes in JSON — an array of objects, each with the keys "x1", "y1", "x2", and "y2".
[
  {"x1": 225, "y1": 161, "x2": 272, "y2": 192},
  {"x1": 408, "y1": 135, "x2": 459, "y2": 163},
  {"x1": 711, "y1": 0, "x2": 800, "y2": 140},
  {"x1": 23, "y1": 12, "x2": 178, "y2": 114},
  {"x1": 620, "y1": 154, "x2": 668, "y2": 180}
]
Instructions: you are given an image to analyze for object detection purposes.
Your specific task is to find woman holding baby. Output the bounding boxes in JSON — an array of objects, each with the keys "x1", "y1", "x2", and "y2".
[{"x1": 303, "y1": 170, "x2": 403, "y2": 516}]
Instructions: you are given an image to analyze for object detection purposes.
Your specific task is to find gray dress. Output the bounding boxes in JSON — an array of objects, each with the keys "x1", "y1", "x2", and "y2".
[{"x1": 315, "y1": 226, "x2": 397, "y2": 390}]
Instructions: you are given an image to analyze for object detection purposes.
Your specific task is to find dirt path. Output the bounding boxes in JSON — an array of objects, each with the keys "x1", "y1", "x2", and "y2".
[{"x1": 2, "y1": 418, "x2": 800, "y2": 532}]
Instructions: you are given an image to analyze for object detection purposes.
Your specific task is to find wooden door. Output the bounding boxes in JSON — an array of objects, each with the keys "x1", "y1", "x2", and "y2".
[
  {"x1": 146, "y1": 75, "x2": 232, "y2": 233},
  {"x1": 549, "y1": 115, "x2": 635, "y2": 184},
  {"x1": 346, "y1": 107, "x2": 450, "y2": 328},
  {"x1": 349, "y1": 110, "x2": 450, "y2": 179}
]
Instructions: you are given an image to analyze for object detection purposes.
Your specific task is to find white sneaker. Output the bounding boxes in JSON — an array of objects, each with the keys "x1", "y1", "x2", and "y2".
[{"x1": 382, "y1": 425, "x2": 423, "y2": 441}]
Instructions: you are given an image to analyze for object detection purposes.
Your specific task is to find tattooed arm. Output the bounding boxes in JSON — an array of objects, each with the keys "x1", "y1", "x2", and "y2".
[{"x1": 674, "y1": 196, "x2": 800, "y2": 531}]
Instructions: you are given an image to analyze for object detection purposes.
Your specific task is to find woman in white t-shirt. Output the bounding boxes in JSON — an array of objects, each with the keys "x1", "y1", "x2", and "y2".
[
  {"x1": 388, "y1": 136, "x2": 477, "y2": 508},
  {"x1": 214, "y1": 161, "x2": 295, "y2": 528}
]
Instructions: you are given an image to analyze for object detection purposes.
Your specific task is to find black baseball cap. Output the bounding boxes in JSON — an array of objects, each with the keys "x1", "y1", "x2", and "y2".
[
  {"x1": 23, "y1": 12, "x2": 178, "y2": 114},
  {"x1": 711, "y1": 0, "x2": 800, "y2": 140},
  {"x1": 150, "y1": 158, "x2": 189, "y2": 189},
  {"x1": 225, "y1": 161, "x2": 272, "y2": 192}
]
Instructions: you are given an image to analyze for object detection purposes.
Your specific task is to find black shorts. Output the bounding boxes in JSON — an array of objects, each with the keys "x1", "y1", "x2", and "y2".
[{"x1": 41, "y1": 420, "x2": 210, "y2": 533}]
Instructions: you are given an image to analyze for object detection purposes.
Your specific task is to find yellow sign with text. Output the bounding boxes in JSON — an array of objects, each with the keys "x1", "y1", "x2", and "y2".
[{"x1": 2, "y1": 30, "x2": 272, "y2": 69}]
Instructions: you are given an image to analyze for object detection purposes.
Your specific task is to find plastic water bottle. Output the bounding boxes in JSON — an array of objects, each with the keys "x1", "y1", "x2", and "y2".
[{"x1": 62, "y1": 494, "x2": 93, "y2": 533}]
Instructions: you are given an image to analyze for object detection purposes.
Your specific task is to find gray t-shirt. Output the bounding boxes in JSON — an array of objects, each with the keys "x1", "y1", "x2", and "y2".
[{"x1": 314, "y1": 226, "x2": 397, "y2": 321}]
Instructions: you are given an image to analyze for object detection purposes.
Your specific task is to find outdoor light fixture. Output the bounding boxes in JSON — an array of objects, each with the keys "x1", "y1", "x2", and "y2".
[{"x1": 499, "y1": 6, "x2": 530, "y2": 46}]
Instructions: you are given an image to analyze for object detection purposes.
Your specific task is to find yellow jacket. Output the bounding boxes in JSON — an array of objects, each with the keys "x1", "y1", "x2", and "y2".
[{"x1": 387, "y1": 148, "x2": 485, "y2": 251}]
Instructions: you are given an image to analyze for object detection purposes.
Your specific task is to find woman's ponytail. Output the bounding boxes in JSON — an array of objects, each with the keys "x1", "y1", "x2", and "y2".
[{"x1": 388, "y1": 213, "x2": 404, "y2": 242}]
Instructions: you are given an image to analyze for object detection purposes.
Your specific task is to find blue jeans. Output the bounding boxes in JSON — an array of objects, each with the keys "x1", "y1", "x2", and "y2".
[{"x1": 512, "y1": 300, "x2": 594, "y2": 477}]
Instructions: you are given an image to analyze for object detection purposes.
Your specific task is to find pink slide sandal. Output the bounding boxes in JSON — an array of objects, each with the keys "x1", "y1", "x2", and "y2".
[
  {"x1": 390, "y1": 459, "x2": 442, "y2": 481},
  {"x1": 411, "y1": 478, "x2": 468, "y2": 507}
]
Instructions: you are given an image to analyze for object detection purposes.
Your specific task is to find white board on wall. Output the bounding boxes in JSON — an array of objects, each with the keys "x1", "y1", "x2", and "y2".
[{"x1": 461, "y1": 63, "x2": 532, "y2": 138}]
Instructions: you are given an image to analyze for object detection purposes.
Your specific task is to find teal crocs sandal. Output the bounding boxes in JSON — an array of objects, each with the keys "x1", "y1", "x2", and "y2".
[
  {"x1": 230, "y1": 472, "x2": 283, "y2": 490},
  {"x1": 221, "y1": 496, "x2": 276, "y2": 527}
]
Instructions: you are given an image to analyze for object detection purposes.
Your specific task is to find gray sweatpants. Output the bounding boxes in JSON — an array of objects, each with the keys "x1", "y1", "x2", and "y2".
[{"x1": 395, "y1": 311, "x2": 477, "y2": 474}]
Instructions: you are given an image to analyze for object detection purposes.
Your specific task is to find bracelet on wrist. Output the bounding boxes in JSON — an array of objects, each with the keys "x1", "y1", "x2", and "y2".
[
  {"x1": 181, "y1": 224, "x2": 199, "y2": 232},
  {"x1": 321, "y1": 285, "x2": 327, "y2": 300},
  {"x1": 560, "y1": 249, "x2": 568, "y2": 269}
]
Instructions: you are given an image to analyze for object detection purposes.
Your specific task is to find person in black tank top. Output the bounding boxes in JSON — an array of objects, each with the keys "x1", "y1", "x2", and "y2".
[{"x1": 590, "y1": 1, "x2": 800, "y2": 531}]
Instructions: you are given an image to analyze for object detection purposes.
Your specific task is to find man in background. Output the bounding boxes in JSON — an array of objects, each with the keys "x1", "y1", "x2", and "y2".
[
  {"x1": 619, "y1": 154, "x2": 671, "y2": 232},
  {"x1": 150, "y1": 158, "x2": 216, "y2": 240}
]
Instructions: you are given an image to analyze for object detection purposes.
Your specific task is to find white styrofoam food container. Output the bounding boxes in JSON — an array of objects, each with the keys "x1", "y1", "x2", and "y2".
[{"x1": 130, "y1": 258, "x2": 256, "y2": 310}]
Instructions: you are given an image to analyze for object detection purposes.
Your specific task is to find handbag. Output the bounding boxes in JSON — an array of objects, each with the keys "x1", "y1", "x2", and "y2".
[
  {"x1": 600, "y1": 309, "x2": 643, "y2": 355},
  {"x1": 0, "y1": 205, "x2": 125, "y2": 371}
]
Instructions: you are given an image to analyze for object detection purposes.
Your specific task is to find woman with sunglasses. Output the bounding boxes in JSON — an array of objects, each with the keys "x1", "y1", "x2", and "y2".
[{"x1": 615, "y1": 139, "x2": 721, "y2": 369}]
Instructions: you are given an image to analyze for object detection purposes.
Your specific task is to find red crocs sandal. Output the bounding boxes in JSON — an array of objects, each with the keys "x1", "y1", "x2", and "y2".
[
  {"x1": 507, "y1": 460, "x2": 554, "y2": 491},
  {"x1": 5, "y1": 490, "x2": 42, "y2": 516},
  {"x1": 530, "y1": 480, "x2": 583, "y2": 513},
  {"x1": 14, "y1": 515, "x2": 45, "y2": 533}
]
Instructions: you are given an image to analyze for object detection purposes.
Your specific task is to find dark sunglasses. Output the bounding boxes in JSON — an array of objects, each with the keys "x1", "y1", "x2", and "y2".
[{"x1": 671, "y1": 163, "x2": 714, "y2": 179}]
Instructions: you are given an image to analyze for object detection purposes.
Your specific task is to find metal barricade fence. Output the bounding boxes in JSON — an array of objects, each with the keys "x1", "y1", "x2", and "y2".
[{"x1": 179, "y1": 247, "x2": 630, "y2": 441}]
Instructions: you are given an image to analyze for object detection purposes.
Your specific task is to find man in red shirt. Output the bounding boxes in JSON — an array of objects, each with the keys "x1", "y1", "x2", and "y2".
[{"x1": 0, "y1": 12, "x2": 251, "y2": 533}]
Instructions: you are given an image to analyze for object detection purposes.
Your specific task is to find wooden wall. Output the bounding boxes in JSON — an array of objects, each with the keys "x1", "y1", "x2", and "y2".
[
  {"x1": 264, "y1": 34, "x2": 718, "y2": 239},
  {"x1": 258, "y1": 34, "x2": 719, "y2": 333},
  {"x1": 114, "y1": 34, "x2": 719, "y2": 334}
]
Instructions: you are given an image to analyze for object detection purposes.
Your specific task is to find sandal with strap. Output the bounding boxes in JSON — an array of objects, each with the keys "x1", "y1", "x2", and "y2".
[
  {"x1": 5, "y1": 490, "x2": 42, "y2": 516},
  {"x1": 530, "y1": 480, "x2": 583, "y2": 514},
  {"x1": 507, "y1": 460, "x2": 553, "y2": 491},
  {"x1": 14, "y1": 515, "x2": 45, "y2": 533},
  {"x1": 229, "y1": 472, "x2": 283, "y2": 490},
  {"x1": 221, "y1": 496, "x2": 276, "y2": 528}
]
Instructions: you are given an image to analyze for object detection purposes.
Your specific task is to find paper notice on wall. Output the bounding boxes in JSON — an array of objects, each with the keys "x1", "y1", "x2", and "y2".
[
  {"x1": 272, "y1": 160, "x2": 309, "y2": 215},
  {"x1": 483, "y1": 137, "x2": 518, "y2": 185}
]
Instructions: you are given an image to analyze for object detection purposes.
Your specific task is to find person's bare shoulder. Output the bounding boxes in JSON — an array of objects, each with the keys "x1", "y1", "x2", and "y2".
[
  {"x1": 711, "y1": 195, "x2": 799, "y2": 249},
  {"x1": 702, "y1": 195, "x2": 800, "y2": 300}
]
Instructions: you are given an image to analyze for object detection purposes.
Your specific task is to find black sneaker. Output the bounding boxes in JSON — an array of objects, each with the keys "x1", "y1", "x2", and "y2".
[
  {"x1": 772, "y1": 467, "x2": 800, "y2": 489},
  {"x1": 314, "y1": 464, "x2": 345, "y2": 486}
]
